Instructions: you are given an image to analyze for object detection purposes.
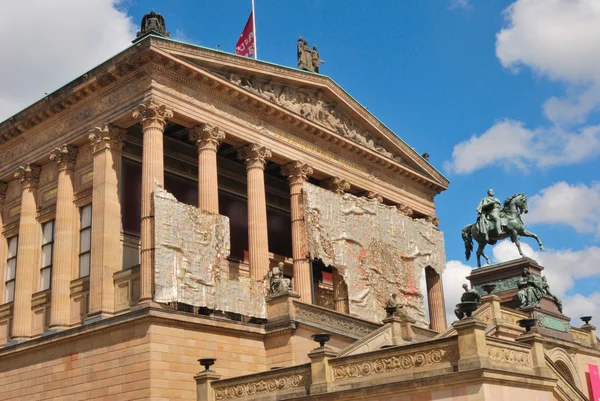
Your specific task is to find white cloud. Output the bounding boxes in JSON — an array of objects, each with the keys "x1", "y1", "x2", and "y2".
[
  {"x1": 496, "y1": 0, "x2": 600, "y2": 124},
  {"x1": 563, "y1": 293, "x2": 600, "y2": 323},
  {"x1": 449, "y1": 0, "x2": 471, "y2": 10},
  {"x1": 444, "y1": 120, "x2": 600, "y2": 174},
  {"x1": 0, "y1": 0, "x2": 136, "y2": 121},
  {"x1": 441, "y1": 260, "x2": 475, "y2": 325},
  {"x1": 527, "y1": 181, "x2": 600, "y2": 236}
]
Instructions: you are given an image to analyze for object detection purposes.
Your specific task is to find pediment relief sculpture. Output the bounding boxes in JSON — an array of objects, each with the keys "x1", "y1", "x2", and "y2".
[{"x1": 228, "y1": 73, "x2": 402, "y2": 163}]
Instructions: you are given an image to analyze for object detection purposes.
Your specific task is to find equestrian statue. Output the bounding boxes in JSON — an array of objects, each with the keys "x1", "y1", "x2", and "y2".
[{"x1": 462, "y1": 189, "x2": 544, "y2": 267}]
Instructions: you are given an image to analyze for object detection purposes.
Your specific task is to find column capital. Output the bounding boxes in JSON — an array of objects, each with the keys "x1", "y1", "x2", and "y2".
[
  {"x1": 14, "y1": 164, "x2": 41, "y2": 188},
  {"x1": 89, "y1": 124, "x2": 127, "y2": 153},
  {"x1": 425, "y1": 215, "x2": 440, "y2": 227},
  {"x1": 133, "y1": 101, "x2": 173, "y2": 129},
  {"x1": 396, "y1": 203, "x2": 413, "y2": 217},
  {"x1": 320, "y1": 177, "x2": 350, "y2": 195},
  {"x1": 281, "y1": 161, "x2": 313, "y2": 184},
  {"x1": 359, "y1": 191, "x2": 383, "y2": 203},
  {"x1": 238, "y1": 143, "x2": 272, "y2": 170},
  {"x1": 189, "y1": 123, "x2": 225, "y2": 152},
  {"x1": 49, "y1": 144, "x2": 78, "y2": 170}
]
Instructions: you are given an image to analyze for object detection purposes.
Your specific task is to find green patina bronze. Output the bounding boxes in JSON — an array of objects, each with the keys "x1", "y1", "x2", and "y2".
[
  {"x1": 535, "y1": 312, "x2": 571, "y2": 333},
  {"x1": 462, "y1": 190, "x2": 545, "y2": 268},
  {"x1": 517, "y1": 267, "x2": 543, "y2": 309}
]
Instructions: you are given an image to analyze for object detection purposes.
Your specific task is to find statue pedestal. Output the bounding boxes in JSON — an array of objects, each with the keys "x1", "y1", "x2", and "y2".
[
  {"x1": 467, "y1": 257, "x2": 543, "y2": 309},
  {"x1": 466, "y1": 257, "x2": 572, "y2": 341}
]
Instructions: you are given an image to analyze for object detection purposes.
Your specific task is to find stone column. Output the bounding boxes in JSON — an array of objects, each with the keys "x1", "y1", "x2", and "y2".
[
  {"x1": 332, "y1": 269, "x2": 349, "y2": 313},
  {"x1": 281, "y1": 161, "x2": 313, "y2": 303},
  {"x1": 320, "y1": 177, "x2": 350, "y2": 195},
  {"x1": 48, "y1": 145, "x2": 77, "y2": 329},
  {"x1": 88, "y1": 126, "x2": 126, "y2": 317},
  {"x1": 133, "y1": 102, "x2": 172, "y2": 302},
  {"x1": 0, "y1": 183, "x2": 7, "y2": 304},
  {"x1": 238, "y1": 144, "x2": 272, "y2": 281},
  {"x1": 12, "y1": 164, "x2": 41, "y2": 340},
  {"x1": 189, "y1": 124, "x2": 225, "y2": 214},
  {"x1": 425, "y1": 266, "x2": 447, "y2": 332}
]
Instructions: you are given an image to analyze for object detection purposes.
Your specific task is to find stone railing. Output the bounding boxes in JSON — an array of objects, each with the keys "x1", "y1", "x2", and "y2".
[
  {"x1": 69, "y1": 276, "x2": 90, "y2": 325},
  {"x1": 211, "y1": 364, "x2": 310, "y2": 400},
  {"x1": 0, "y1": 303, "x2": 13, "y2": 345},
  {"x1": 571, "y1": 328, "x2": 592, "y2": 347},
  {"x1": 292, "y1": 300, "x2": 379, "y2": 339},
  {"x1": 486, "y1": 338, "x2": 532, "y2": 368},
  {"x1": 113, "y1": 264, "x2": 140, "y2": 313},
  {"x1": 500, "y1": 307, "x2": 527, "y2": 327},
  {"x1": 330, "y1": 337, "x2": 459, "y2": 383}
]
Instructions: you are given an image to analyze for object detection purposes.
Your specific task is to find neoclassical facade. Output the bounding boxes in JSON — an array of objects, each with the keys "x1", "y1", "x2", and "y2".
[{"x1": 0, "y1": 21, "x2": 597, "y2": 401}]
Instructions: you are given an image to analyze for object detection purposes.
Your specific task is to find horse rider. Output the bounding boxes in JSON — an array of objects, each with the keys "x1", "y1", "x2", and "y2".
[{"x1": 476, "y1": 189, "x2": 502, "y2": 241}]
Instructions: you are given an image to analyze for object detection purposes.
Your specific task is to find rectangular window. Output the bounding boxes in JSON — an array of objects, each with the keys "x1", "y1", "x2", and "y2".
[
  {"x1": 5, "y1": 236, "x2": 18, "y2": 303},
  {"x1": 79, "y1": 205, "x2": 92, "y2": 277},
  {"x1": 40, "y1": 220, "x2": 54, "y2": 291}
]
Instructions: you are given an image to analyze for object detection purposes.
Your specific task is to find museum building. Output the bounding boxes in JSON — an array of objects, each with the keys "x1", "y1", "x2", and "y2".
[{"x1": 0, "y1": 12, "x2": 598, "y2": 401}]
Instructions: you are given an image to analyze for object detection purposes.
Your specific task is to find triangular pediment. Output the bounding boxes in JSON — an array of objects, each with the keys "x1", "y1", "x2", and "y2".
[{"x1": 148, "y1": 37, "x2": 448, "y2": 189}]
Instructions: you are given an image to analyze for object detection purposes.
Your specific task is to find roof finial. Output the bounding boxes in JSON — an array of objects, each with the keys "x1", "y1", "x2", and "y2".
[{"x1": 135, "y1": 10, "x2": 170, "y2": 41}]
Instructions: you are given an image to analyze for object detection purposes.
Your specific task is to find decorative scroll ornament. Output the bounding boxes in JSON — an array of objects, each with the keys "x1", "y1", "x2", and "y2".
[
  {"x1": 88, "y1": 124, "x2": 127, "y2": 153},
  {"x1": 425, "y1": 215, "x2": 440, "y2": 227},
  {"x1": 359, "y1": 191, "x2": 383, "y2": 203},
  {"x1": 237, "y1": 143, "x2": 272, "y2": 169},
  {"x1": 133, "y1": 101, "x2": 173, "y2": 129},
  {"x1": 487, "y1": 345, "x2": 531, "y2": 367},
  {"x1": 188, "y1": 123, "x2": 225, "y2": 152},
  {"x1": 49, "y1": 144, "x2": 78, "y2": 168},
  {"x1": 320, "y1": 176, "x2": 350, "y2": 195},
  {"x1": 228, "y1": 74, "x2": 401, "y2": 162},
  {"x1": 332, "y1": 346, "x2": 458, "y2": 380},
  {"x1": 14, "y1": 164, "x2": 41, "y2": 184},
  {"x1": 281, "y1": 161, "x2": 313, "y2": 183},
  {"x1": 214, "y1": 373, "x2": 308, "y2": 400},
  {"x1": 397, "y1": 203, "x2": 413, "y2": 217}
]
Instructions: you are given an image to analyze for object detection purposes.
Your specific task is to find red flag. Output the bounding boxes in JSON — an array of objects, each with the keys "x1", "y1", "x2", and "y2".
[{"x1": 235, "y1": 12, "x2": 255, "y2": 58}]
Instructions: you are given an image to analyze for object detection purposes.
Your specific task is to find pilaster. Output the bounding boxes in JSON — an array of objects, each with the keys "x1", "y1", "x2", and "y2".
[
  {"x1": 133, "y1": 101, "x2": 172, "y2": 302},
  {"x1": 88, "y1": 125, "x2": 126, "y2": 317},
  {"x1": 189, "y1": 123, "x2": 225, "y2": 214},
  {"x1": 281, "y1": 161, "x2": 313, "y2": 302},
  {"x1": 48, "y1": 145, "x2": 77, "y2": 329},
  {"x1": 238, "y1": 144, "x2": 272, "y2": 281},
  {"x1": 12, "y1": 164, "x2": 41, "y2": 340}
]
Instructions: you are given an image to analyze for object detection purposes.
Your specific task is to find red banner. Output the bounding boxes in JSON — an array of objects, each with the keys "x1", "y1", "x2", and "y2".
[
  {"x1": 235, "y1": 12, "x2": 255, "y2": 58},
  {"x1": 590, "y1": 364, "x2": 600, "y2": 401}
]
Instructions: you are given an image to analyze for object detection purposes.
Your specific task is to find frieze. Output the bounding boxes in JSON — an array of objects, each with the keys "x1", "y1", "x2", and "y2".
[
  {"x1": 214, "y1": 371, "x2": 308, "y2": 400},
  {"x1": 487, "y1": 344, "x2": 531, "y2": 367},
  {"x1": 475, "y1": 307, "x2": 492, "y2": 326},
  {"x1": 332, "y1": 345, "x2": 458, "y2": 380},
  {"x1": 474, "y1": 276, "x2": 521, "y2": 296},
  {"x1": 572, "y1": 330, "x2": 591, "y2": 346},
  {"x1": 500, "y1": 310, "x2": 526, "y2": 327},
  {"x1": 294, "y1": 302, "x2": 376, "y2": 337},
  {"x1": 0, "y1": 76, "x2": 151, "y2": 179}
]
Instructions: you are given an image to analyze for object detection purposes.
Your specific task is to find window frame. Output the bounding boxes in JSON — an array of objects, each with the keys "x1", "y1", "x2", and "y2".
[
  {"x1": 40, "y1": 220, "x2": 55, "y2": 291},
  {"x1": 5, "y1": 236, "x2": 18, "y2": 303},
  {"x1": 79, "y1": 204, "x2": 92, "y2": 278}
]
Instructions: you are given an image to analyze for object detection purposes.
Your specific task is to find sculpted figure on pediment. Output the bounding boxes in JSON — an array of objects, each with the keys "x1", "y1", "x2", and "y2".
[{"x1": 227, "y1": 74, "x2": 402, "y2": 161}]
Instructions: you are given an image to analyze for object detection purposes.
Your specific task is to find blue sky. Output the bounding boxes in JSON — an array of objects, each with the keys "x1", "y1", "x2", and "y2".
[{"x1": 1, "y1": 0, "x2": 599, "y2": 323}]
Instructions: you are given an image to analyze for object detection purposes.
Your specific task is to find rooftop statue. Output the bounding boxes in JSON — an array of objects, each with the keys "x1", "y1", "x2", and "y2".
[
  {"x1": 462, "y1": 190, "x2": 544, "y2": 267},
  {"x1": 137, "y1": 11, "x2": 170, "y2": 39},
  {"x1": 297, "y1": 38, "x2": 324, "y2": 73},
  {"x1": 268, "y1": 262, "x2": 291, "y2": 296}
]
